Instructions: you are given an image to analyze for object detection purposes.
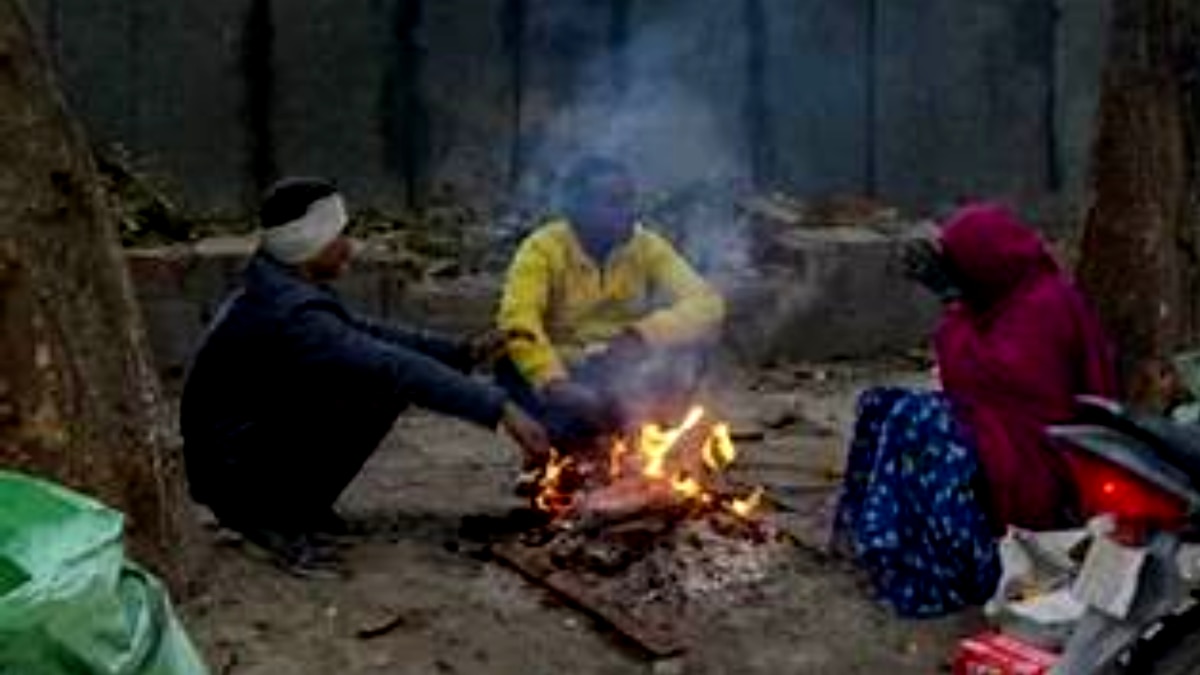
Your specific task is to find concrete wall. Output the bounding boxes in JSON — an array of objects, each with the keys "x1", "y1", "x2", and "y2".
[
  {"x1": 1055, "y1": 0, "x2": 1113, "y2": 214},
  {"x1": 761, "y1": 0, "x2": 871, "y2": 196},
  {"x1": 36, "y1": 0, "x2": 1109, "y2": 221},
  {"x1": 876, "y1": 1, "x2": 1056, "y2": 208},
  {"x1": 421, "y1": 0, "x2": 515, "y2": 201},
  {"x1": 270, "y1": 1, "x2": 399, "y2": 208},
  {"x1": 43, "y1": 0, "x2": 255, "y2": 213}
]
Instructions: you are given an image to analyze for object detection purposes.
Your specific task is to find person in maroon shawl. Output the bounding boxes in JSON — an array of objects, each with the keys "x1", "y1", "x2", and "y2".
[
  {"x1": 935, "y1": 204, "x2": 1118, "y2": 528},
  {"x1": 832, "y1": 203, "x2": 1117, "y2": 617}
]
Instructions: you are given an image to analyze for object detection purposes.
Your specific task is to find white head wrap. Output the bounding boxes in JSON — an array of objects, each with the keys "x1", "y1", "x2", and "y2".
[{"x1": 260, "y1": 194, "x2": 349, "y2": 264}]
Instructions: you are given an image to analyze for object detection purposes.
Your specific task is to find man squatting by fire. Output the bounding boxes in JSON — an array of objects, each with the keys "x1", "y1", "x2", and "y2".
[
  {"x1": 181, "y1": 177, "x2": 552, "y2": 575},
  {"x1": 496, "y1": 156, "x2": 727, "y2": 481}
]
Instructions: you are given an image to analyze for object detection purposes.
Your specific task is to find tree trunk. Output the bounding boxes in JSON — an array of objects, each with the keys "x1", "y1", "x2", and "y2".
[
  {"x1": 0, "y1": 0, "x2": 184, "y2": 581},
  {"x1": 1076, "y1": 0, "x2": 1200, "y2": 409}
]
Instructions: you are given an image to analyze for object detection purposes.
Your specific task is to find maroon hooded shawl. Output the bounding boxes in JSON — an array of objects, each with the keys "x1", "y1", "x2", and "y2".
[{"x1": 934, "y1": 204, "x2": 1117, "y2": 530}]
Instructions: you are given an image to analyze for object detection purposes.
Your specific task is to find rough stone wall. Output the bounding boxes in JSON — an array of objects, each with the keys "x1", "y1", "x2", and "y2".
[
  {"x1": 34, "y1": 0, "x2": 1109, "y2": 224},
  {"x1": 126, "y1": 227, "x2": 938, "y2": 379}
]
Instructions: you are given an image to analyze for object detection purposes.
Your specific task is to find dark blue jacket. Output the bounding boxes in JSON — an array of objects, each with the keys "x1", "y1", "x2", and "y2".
[{"x1": 180, "y1": 254, "x2": 506, "y2": 505}]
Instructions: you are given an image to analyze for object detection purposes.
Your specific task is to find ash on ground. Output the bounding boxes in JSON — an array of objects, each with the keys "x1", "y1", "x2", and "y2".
[{"x1": 537, "y1": 511, "x2": 792, "y2": 612}]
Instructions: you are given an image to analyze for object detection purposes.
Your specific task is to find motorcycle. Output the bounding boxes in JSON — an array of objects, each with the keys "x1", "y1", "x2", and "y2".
[{"x1": 1048, "y1": 396, "x2": 1200, "y2": 674}]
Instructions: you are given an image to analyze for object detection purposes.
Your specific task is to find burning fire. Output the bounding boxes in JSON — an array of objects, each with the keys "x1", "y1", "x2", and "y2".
[
  {"x1": 535, "y1": 449, "x2": 575, "y2": 513},
  {"x1": 536, "y1": 405, "x2": 764, "y2": 520}
]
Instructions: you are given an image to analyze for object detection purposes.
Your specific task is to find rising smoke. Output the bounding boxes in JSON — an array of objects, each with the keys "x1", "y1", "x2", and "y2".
[{"x1": 516, "y1": 3, "x2": 757, "y2": 292}]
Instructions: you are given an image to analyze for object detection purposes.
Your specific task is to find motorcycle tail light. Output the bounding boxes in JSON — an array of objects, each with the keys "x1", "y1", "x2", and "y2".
[{"x1": 1065, "y1": 451, "x2": 1189, "y2": 530}]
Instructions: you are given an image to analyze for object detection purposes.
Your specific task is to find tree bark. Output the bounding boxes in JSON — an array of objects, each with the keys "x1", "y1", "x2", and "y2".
[
  {"x1": 1076, "y1": 0, "x2": 1200, "y2": 409},
  {"x1": 0, "y1": 0, "x2": 184, "y2": 581}
]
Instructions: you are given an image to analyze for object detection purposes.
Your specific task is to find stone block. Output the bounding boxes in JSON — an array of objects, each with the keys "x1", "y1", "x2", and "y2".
[
  {"x1": 724, "y1": 226, "x2": 939, "y2": 364},
  {"x1": 383, "y1": 275, "x2": 503, "y2": 336}
]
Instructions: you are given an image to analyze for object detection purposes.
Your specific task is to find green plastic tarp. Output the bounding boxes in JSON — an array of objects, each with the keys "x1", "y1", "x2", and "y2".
[{"x1": 0, "y1": 471, "x2": 208, "y2": 675}]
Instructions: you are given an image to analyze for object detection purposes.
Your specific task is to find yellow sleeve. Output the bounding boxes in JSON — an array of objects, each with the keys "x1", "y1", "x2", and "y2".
[
  {"x1": 497, "y1": 232, "x2": 568, "y2": 386},
  {"x1": 633, "y1": 232, "x2": 726, "y2": 345}
]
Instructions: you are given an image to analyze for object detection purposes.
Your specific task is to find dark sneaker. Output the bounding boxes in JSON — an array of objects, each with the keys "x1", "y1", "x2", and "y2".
[
  {"x1": 308, "y1": 508, "x2": 356, "y2": 537},
  {"x1": 237, "y1": 526, "x2": 349, "y2": 580}
]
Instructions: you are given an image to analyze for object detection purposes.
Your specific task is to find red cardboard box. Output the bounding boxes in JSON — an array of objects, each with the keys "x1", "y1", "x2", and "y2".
[{"x1": 953, "y1": 632, "x2": 1059, "y2": 675}]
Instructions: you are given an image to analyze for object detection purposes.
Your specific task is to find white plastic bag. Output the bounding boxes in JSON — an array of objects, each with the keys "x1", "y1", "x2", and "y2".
[{"x1": 985, "y1": 526, "x2": 1090, "y2": 649}]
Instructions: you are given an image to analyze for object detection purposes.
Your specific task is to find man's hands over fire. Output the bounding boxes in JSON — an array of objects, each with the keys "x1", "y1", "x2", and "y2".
[
  {"x1": 459, "y1": 328, "x2": 512, "y2": 369},
  {"x1": 601, "y1": 328, "x2": 645, "y2": 364},
  {"x1": 499, "y1": 402, "x2": 552, "y2": 470},
  {"x1": 456, "y1": 327, "x2": 545, "y2": 371},
  {"x1": 542, "y1": 379, "x2": 611, "y2": 431},
  {"x1": 548, "y1": 330, "x2": 644, "y2": 433}
]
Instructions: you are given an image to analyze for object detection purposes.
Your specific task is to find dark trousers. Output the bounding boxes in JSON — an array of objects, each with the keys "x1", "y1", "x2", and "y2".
[{"x1": 188, "y1": 399, "x2": 404, "y2": 533}]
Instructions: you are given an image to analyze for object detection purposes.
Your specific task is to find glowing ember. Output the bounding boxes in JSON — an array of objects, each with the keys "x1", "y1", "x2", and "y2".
[
  {"x1": 728, "y1": 487, "x2": 764, "y2": 518},
  {"x1": 534, "y1": 405, "x2": 764, "y2": 521},
  {"x1": 671, "y1": 476, "x2": 703, "y2": 500}
]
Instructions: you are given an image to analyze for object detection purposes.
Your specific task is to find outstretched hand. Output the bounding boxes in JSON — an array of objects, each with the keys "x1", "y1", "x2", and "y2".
[
  {"x1": 464, "y1": 329, "x2": 511, "y2": 368},
  {"x1": 902, "y1": 238, "x2": 963, "y2": 303},
  {"x1": 499, "y1": 402, "x2": 553, "y2": 470},
  {"x1": 460, "y1": 328, "x2": 539, "y2": 371}
]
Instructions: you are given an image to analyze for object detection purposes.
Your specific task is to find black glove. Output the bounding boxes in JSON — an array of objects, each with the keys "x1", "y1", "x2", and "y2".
[
  {"x1": 543, "y1": 380, "x2": 615, "y2": 433},
  {"x1": 902, "y1": 239, "x2": 963, "y2": 303}
]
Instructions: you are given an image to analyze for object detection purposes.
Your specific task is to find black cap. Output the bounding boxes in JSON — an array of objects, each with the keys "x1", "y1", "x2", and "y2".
[{"x1": 259, "y1": 177, "x2": 339, "y2": 230}]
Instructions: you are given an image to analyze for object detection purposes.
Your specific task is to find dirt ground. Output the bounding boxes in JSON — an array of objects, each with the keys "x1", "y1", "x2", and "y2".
[{"x1": 179, "y1": 361, "x2": 984, "y2": 675}]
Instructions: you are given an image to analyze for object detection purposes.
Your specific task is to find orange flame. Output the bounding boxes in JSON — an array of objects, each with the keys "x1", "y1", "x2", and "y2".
[
  {"x1": 609, "y1": 438, "x2": 631, "y2": 480},
  {"x1": 701, "y1": 423, "x2": 736, "y2": 471},
  {"x1": 532, "y1": 404, "x2": 764, "y2": 520},
  {"x1": 639, "y1": 405, "x2": 705, "y2": 479},
  {"x1": 535, "y1": 449, "x2": 574, "y2": 513}
]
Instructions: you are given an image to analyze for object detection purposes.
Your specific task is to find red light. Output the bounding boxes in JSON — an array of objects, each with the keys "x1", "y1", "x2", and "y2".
[{"x1": 1065, "y1": 451, "x2": 1188, "y2": 529}]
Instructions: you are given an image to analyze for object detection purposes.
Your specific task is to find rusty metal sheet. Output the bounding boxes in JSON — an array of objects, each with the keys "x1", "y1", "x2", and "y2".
[{"x1": 491, "y1": 539, "x2": 687, "y2": 657}]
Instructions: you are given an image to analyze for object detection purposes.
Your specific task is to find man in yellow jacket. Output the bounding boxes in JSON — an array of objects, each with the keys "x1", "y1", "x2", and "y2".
[{"x1": 496, "y1": 157, "x2": 726, "y2": 452}]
